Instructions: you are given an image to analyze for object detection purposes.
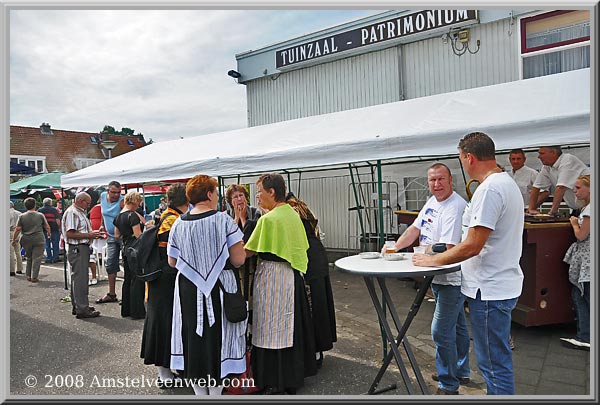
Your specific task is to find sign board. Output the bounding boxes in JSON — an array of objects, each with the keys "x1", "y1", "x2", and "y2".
[{"x1": 276, "y1": 10, "x2": 478, "y2": 69}]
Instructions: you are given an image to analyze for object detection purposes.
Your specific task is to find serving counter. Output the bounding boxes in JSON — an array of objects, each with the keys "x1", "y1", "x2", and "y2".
[{"x1": 395, "y1": 211, "x2": 576, "y2": 327}]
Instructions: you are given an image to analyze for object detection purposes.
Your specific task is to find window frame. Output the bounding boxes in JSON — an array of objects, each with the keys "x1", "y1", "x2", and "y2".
[
  {"x1": 518, "y1": 10, "x2": 591, "y2": 79},
  {"x1": 10, "y1": 154, "x2": 46, "y2": 173},
  {"x1": 520, "y1": 10, "x2": 590, "y2": 54}
]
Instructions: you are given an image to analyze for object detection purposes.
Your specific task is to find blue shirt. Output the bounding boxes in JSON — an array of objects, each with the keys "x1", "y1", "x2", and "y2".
[{"x1": 100, "y1": 191, "x2": 123, "y2": 237}]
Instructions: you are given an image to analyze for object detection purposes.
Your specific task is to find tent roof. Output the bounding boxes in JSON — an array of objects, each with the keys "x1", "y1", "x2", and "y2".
[
  {"x1": 11, "y1": 171, "x2": 66, "y2": 192},
  {"x1": 61, "y1": 68, "x2": 590, "y2": 188},
  {"x1": 10, "y1": 161, "x2": 36, "y2": 174}
]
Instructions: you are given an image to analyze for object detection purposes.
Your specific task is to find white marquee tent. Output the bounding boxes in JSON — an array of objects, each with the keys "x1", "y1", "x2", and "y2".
[{"x1": 61, "y1": 68, "x2": 591, "y2": 188}]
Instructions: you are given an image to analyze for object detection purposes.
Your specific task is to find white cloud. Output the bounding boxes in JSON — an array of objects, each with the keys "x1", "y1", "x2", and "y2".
[{"x1": 10, "y1": 9, "x2": 378, "y2": 142}]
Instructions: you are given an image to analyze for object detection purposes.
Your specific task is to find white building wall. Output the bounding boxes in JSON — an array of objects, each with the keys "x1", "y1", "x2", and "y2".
[
  {"x1": 246, "y1": 17, "x2": 518, "y2": 127},
  {"x1": 403, "y1": 17, "x2": 519, "y2": 98},
  {"x1": 247, "y1": 47, "x2": 402, "y2": 127}
]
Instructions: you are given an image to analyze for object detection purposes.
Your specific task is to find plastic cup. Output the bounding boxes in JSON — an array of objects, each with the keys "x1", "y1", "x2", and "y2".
[
  {"x1": 413, "y1": 246, "x2": 426, "y2": 254},
  {"x1": 384, "y1": 241, "x2": 396, "y2": 254}
]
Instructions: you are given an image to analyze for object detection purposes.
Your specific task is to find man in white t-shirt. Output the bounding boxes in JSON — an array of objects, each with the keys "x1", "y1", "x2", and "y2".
[
  {"x1": 414, "y1": 132, "x2": 524, "y2": 395},
  {"x1": 528, "y1": 146, "x2": 590, "y2": 215},
  {"x1": 387, "y1": 163, "x2": 469, "y2": 395},
  {"x1": 507, "y1": 148, "x2": 545, "y2": 209}
]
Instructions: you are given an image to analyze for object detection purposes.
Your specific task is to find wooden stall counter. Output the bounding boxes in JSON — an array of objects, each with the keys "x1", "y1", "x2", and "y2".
[{"x1": 515, "y1": 220, "x2": 575, "y2": 327}]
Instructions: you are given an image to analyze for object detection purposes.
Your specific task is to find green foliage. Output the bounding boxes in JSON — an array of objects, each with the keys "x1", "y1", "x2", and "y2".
[
  {"x1": 100, "y1": 125, "x2": 141, "y2": 137},
  {"x1": 102, "y1": 125, "x2": 116, "y2": 134}
]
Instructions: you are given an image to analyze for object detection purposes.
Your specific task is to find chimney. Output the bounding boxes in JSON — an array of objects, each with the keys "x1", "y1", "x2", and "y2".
[{"x1": 40, "y1": 122, "x2": 53, "y2": 135}]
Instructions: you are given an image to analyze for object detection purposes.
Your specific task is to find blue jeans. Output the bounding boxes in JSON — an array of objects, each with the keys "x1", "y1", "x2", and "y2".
[
  {"x1": 572, "y1": 282, "x2": 590, "y2": 343},
  {"x1": 467, "y1": 290, "x2": 518, "y2": 395},
  {"x1": 105, "y1": 236, "x2": 122, "y2": 275},
  {"x1": 431, "y1": 283, "x2": 471, "y2": 392},
  {"x1": 45, "y1": 229, "x2": 60, "y2": 262}
]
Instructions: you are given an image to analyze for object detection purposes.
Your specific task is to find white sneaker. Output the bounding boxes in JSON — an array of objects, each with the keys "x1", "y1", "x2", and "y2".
[
  {"x1": 560, "y1": 337, "x2": 590, "y2": 351},
  {"x1": 91, "y1": 278, "x2": 98, "y2": 285}
]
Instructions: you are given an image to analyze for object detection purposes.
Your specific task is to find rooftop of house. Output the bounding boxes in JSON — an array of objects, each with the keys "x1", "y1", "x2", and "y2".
[{"x1": 10, "y1": 124, "x2": 148, "y2": 173}]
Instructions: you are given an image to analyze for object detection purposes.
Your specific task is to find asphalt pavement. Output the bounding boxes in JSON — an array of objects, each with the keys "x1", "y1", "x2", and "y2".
[{"x1": 8, "y1": 259, "x2": 591, "y2": 399}]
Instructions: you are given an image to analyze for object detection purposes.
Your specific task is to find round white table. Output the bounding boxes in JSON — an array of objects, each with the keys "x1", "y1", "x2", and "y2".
[{"x1": 335, "y1": 253, "x2": 461, "y2": 395}]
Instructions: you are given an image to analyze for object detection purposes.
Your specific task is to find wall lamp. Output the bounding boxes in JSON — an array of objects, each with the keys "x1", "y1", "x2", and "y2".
[
  {"x1": 442, "y1": 28, "x2": 480, "y2": 57},
  {"x1": 227, "y1": 70, "x2": 242, "y2": 79}
]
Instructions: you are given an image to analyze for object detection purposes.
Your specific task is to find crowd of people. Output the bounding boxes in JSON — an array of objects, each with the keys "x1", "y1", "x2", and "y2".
[{"x1": 9, "y1": 134, "x2": 590, "y2": 396}]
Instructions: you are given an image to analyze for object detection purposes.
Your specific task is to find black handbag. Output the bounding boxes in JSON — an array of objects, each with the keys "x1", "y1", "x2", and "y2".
[{"x1": 216, "y1": 272, "x2": 247, "y2": 323}]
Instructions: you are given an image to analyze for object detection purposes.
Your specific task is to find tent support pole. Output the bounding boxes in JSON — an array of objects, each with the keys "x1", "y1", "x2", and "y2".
[
  {"x1": 218, "y1": 177, "x2": 224, "y2": 211},
  {"x1": 348, "y1": 164, "x2": 366, "y2": 249},
  {"x1": 283, "y1": 170, "x2": 291, "y2": 195},
  {"x1": 458, "y1": 156, "x2": 468, "y2": 189},
  {"x1": 297, "y1": 171, "x2": 302, "y2": 198},
  {"x1": 62, "y1": 188, "x2": 68, "y2": 290},
  {"x1": 376, "y1": 160, "x2": 388, "y2": 360}
]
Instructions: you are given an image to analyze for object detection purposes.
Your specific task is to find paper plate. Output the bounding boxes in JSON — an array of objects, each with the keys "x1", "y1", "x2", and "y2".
[
  {"x1": 359, "y1": 252, "x2": 381, "y2": 259},
  {"x1": 383, "y1": 253, "x2": 406, "y2": 261}
]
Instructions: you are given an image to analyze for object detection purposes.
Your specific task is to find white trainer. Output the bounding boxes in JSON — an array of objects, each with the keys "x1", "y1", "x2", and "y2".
[{"x1": 560, "y1": 337, "x2": 590, "y2": 351}]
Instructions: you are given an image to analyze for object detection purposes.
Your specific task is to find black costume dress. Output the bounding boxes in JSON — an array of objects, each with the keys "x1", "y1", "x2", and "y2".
[
  {"x1": 250, "y1": 252, "x2": 318, "y2": 393},
  {"x1": 301, "y1": 219, "x2": 337, "y2": 353},
  {"x1": 140, "y1": 208, "x2": 180, "y2": 367},
  {"x1": 113, "y1": 210, "x2": 146, "y2": 319}
]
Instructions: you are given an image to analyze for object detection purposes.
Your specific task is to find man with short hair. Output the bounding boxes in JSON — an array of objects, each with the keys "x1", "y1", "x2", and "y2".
[
  {"x1": 62, "y1": 192, "x2": 103, "y2": 319},
  {"x1": 38, "y1": 197, "x2": 61, "y2": 263},
  {"x1": 96, "y1": 181, "x2": 124, "y2": 304},
  {"x1": 387, "y1": 163, "x2": 469, "y2": 395},
  {"x1": 507, "y1": 149, "x2": 545, "y2": 209},
  {"x1": 9, "y1": 201, "x2": 24, "y2": 276},
  {"x1": 528, "y1": 146, "x2": 590, "y2": 215},
  {"x1": 414, "y1": 132, "x2": 524, "y2": 395}
]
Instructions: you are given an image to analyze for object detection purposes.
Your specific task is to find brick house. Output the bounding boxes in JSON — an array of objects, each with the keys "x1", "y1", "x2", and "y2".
[{"x1": 9, "y1": 123, "x2": 148, "y2": 179}]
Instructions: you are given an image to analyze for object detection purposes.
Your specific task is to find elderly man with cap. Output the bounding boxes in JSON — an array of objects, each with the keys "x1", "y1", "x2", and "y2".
[
  {"x1": 9, "y1": 201, "x2": 24, "y2": 276},
  {"x1": 62, "y1": 192, "x2": 104, "y2": 319},
  {"x1": 38, "y1": 197, "x2": 61, "y2": 263}
]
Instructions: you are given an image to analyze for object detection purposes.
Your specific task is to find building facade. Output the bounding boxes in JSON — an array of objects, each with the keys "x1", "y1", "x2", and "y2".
[{"x1": 10, "y1": 123, "x2": 148, "y2": 180}]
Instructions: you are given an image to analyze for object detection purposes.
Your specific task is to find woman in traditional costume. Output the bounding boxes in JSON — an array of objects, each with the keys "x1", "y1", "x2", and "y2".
[
  {"x1": 245, "y1": 173, "x2": 317, "y2": 394},
  {"x1": 167, "y1": 175, "x2": 246, "y2": 396}
]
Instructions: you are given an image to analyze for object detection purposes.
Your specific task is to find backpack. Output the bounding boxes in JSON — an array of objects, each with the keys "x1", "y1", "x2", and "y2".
[{"x1": 124, "y1": 212, "x2": 175, "y2": 282}]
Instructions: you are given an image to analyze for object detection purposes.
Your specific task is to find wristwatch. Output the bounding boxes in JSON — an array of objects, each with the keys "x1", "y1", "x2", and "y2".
[{"x1": 432, "y1": 243, "x2": 447, "y2": 253}]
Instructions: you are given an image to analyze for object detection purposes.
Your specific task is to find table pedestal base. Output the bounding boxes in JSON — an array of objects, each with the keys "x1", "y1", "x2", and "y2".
[{"x1": 364, "y1": 275, "x2": 434, "y2": 395}]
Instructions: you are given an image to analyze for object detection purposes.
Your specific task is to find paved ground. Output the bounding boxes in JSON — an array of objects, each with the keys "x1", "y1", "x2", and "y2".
[{"x1": 8, "y1": 260, "x2": 591, "y2": 398}]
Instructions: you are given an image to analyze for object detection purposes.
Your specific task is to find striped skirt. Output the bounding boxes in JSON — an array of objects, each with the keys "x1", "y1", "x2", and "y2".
[{"x1": 251, "y1": 260, "x2": 295, "y2": 349}]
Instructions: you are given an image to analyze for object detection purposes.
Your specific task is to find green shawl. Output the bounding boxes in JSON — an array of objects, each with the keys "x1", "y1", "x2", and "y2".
[{"x1": 245, "y1": 204, "x2": 309, "y2": 273}]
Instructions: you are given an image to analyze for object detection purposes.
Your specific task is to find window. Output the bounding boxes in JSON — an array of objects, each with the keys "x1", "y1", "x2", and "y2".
[
  {"x1": 74, "y1": 158, "x2": 104, "y2": 170},
  {"x1": 11, "y1": 155, "x2": 46, "y2": 173},
  {"x1": 403, "y1": 176, "x2": 429, "y2": 211},
  {"x1": 90, "y1": 136, "x2": 98, "y2": 144},
  {"x1": 520, "y1": 10, "x2": 590, "y2": 79},
  {"x1": 127, "y1": 139, "x2": 135, "y2": 146}
]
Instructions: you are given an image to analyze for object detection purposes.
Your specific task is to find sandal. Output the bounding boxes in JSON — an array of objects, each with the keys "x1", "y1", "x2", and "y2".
[{"x1": 96, "y1": 293, "x2": 118, "y2": 304}]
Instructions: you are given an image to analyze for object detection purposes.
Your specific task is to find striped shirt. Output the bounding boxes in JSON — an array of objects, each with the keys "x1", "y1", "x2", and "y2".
[{"x1": 62, "y1": 204, "x2": 92, "y2": 245}]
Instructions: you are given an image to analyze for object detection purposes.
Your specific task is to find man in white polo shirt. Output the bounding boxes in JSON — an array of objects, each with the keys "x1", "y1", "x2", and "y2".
[
  {"x1": 414, "y1": 132, "x2": 524, "y2": 395},
  {"x1": 528, "y1": 146, "x2": 590, "y2": 216}
]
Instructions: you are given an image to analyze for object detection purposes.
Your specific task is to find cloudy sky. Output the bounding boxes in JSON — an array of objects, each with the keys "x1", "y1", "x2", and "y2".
[{"x1": 10, "y1": 9, "x2": 380, "y2": 143}]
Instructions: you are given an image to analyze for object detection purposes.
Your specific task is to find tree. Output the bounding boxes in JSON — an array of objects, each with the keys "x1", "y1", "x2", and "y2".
[
  {"x1": 102, "y1": 125, "x2": 116, "y2": 134},
  {"x1": 121, "y1": 127, "x2": 135, "y2": 136}
]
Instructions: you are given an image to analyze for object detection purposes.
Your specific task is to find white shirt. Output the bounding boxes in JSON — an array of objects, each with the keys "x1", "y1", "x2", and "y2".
[
  {"x1": 9, "y1": 207, "x2": 21, "y2": 231},
  {"x1": 461, "y1": 172, "x2": 524, "y2": 300},
  {"x1": 61, "y1": 204, "x2": 92, "y2": 245},
  {"x1": 412, "y1": 191, "x2": 466, "y2": 286},
  {"x1": 508, "y1": 165, "x2": 538, "y2": 208},
  {"x1": 533, "y1": 153, "x2": 590, "y2": 209}
]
